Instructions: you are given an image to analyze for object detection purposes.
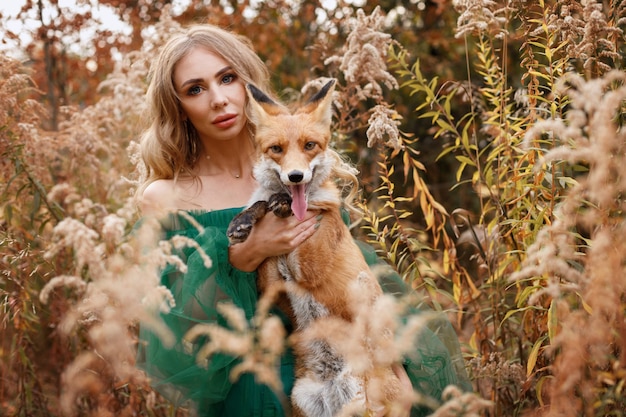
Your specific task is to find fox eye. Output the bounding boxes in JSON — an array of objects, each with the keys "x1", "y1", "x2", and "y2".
[
  {"x1": 304, "y1": 141, "x2": 316, "y2": 151},
  {"x1": 269, "y1": 145, "x2": 282, "y2": 154}
]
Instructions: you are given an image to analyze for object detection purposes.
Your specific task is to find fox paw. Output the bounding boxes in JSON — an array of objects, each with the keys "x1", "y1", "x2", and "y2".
[
  {"x1": 268, "y1": 193, "x2": 292, "y2": 218},
  {"x1": 227, "y1": 200, "x2": 269, "y2": 244}
]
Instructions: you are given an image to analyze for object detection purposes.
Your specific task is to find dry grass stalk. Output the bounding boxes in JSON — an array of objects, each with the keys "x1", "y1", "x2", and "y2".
[
  {"x1": 5, "y1": 9, "x2": 193, "y2": 415},
  {"x1": 514, "y1": 70, "x2": 626, "y2": 415}
]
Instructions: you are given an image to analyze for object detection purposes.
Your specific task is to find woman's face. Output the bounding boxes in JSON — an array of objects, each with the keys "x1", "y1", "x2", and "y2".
[{"x1": 173, "y1": 47, "x2": 248, "y2": 143}]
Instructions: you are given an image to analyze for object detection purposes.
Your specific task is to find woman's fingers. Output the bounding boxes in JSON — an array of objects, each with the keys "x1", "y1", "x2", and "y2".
[
  {"x1": 392, "y1": 363, "x2": 413, "y2": 416},
  {"x1": 250, "y1": 211, "x2": 322, "y2": 257},
  {"x1": 293, "y1": 214, "x2": 320, "y2": 244},
  {"x1": 282, "y1": 213, "x2": 320, "y2": 247}
]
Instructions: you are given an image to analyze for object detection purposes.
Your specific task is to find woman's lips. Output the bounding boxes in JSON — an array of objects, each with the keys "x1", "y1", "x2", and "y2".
[{"x1": 213, "y1": 114, "x2": 237, "y2": 128}]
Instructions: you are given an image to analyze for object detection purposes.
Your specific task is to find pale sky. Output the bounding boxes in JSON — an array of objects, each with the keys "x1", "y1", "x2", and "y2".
[
  {"x1": 0, "y1": 0, "x2": 134, "y2": 58},
  {"x1": 0, "y1": 0, "x2": 369, "y2": 58}
]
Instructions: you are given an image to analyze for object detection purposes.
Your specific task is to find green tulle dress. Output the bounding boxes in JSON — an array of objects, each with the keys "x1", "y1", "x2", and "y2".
[{"x1": 137, "y1": 208, "x2": 471, "y2": 417}]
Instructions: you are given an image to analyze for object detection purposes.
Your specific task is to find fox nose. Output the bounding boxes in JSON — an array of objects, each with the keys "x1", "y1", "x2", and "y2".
[{"x1": 288, "y1": 171, "x2": 304, "y2": 183}]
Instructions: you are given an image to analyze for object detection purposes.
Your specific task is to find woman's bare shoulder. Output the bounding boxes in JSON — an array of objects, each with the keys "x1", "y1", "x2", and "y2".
[{"x1": 139, "y1": 179, "x2": 177, "y2": 215}]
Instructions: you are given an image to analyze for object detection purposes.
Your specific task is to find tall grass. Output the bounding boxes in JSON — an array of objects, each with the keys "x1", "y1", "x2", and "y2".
[
  {"x1": 360, "y1": 1, "x2": 626, "y2": 415},
  {"x1": 1, "y1": 1, "x2": 626, "y2": 416}
]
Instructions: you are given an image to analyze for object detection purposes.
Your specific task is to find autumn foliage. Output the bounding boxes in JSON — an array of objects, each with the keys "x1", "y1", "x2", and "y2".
[{"x1": 2, "y1": 1, "x2": 626, "y2": 416}]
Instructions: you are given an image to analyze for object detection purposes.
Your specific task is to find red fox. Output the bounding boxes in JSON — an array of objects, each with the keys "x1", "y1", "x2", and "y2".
[{"x1": 227, "y1": 80, "x2": 402, "y2": 417}]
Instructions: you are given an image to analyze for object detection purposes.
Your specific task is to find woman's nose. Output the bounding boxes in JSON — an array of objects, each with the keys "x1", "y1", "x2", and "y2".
[{"x1": 210, "y1": 89, "x2": 228, "y2": 109}]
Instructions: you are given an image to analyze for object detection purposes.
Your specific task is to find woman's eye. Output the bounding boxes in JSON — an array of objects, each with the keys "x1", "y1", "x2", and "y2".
[
  {"x1": 304, "y1": 141, "x2": 316, "y2": 151},
  {"x1": 187, "y1": 85, "x2": 202, "y2": 96},
  {"x1": 222, "y1": 73, "x2": 237, "y2": 84}
]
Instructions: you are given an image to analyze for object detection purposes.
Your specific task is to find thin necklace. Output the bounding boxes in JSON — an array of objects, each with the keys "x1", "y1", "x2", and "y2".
[{"x1": 205, "y1": 154, "x2": 242, "y2": 178}]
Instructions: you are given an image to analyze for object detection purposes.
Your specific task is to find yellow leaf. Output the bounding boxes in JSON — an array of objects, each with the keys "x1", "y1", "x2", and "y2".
[
  {"x1": 469, "y1": 331, "x2": 478, "y2": 352},
  {"x1": 547, "y1": 299, "x2": 557, "y2": 343},
  {"x1": 577, "y1": 292, "x2": 593, "y2": 314},
  {"x1": 536, "y1": 375, "x2": 553, "y2": 407},
  {"x1": 527, "y1": 336, "x2": 546, "y2": 377}
]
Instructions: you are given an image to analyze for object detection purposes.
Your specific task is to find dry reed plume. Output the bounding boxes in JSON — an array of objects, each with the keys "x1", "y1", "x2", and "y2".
[
  {"x1": 2, "y1": 9, "x2": 196, "y2": 416},
  {"x1": 514, "y1": 70, "x2": 626, "y2": 416},
  {"x1": 385, "y1": 0, "x2": 626, "y2": 415}
]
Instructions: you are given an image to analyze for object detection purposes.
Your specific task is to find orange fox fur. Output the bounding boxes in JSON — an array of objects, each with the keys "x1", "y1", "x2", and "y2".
[{"x1": 227, "y1": 80, "x2": 401, "y2": 417}]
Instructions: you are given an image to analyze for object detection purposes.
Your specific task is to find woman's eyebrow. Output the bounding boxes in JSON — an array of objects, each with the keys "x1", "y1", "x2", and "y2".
[
  {"x1": 180, "y1": 78, "x2": 203, "y2": 89},
  {"x1": 215, "y1": 66, "x2": 233, "y2": 77}
]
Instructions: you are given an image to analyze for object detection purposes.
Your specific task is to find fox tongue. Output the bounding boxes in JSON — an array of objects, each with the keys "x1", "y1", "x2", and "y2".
[{"x1": 289, "y1": 184, "x2": 307, "y2": 220}]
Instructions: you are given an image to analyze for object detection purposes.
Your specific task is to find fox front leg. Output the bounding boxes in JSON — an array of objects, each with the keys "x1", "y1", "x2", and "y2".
[
  {"x1": 227, "y1": 193, "x2": 293, "y2": 244},
  {"x1": 268, "y1": 192, "x2": 292, "y2": 218},
  {"x1": 227, "y1": 200, "x2": 270, "y2": 244}
]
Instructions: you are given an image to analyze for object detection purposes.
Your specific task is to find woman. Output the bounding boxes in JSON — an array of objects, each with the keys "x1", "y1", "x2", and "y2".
[{"x1": 136, "y1": 24, "x2": 469, "y2": 417}]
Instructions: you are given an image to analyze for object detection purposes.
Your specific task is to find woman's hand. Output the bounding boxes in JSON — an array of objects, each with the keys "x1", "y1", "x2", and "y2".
[
  {"x1": 390, "y1": 363, "x2": 413, "y2": 417},
  {"x1": 371, "y1": 364, "x2": 413, "y2": 417},
  {"x1": 228, "y1": 210, "x2": 321, "y2": 272}
]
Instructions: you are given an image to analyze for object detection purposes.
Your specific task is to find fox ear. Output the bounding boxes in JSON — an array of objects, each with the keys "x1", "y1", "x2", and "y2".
[
  {"x1": 299, "y1": 79, "x2": 336, "y2": 127},
  {"x1": 247, "y1": 83, "x2": 276, "y2": 106},
  {"x1": 246, "y1": 84, "x2": 285, "y2": 127}
]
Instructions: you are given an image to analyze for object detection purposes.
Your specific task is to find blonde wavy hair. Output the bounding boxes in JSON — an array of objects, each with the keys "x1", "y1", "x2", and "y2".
[
  {"x1": 136, "y1": 24, "x2": 272, "y2": 198},
  {"x1": 328, "y1": 148, "x2": 362, "y2": 222},
  {"x1": 136, "y1": 25, "x2": 361, "y2": 218}
]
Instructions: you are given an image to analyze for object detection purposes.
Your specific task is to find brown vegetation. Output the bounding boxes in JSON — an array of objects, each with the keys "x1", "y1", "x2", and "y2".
[{"x1": 1, "y1": 1, "x2": 626, "y2": 416}]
